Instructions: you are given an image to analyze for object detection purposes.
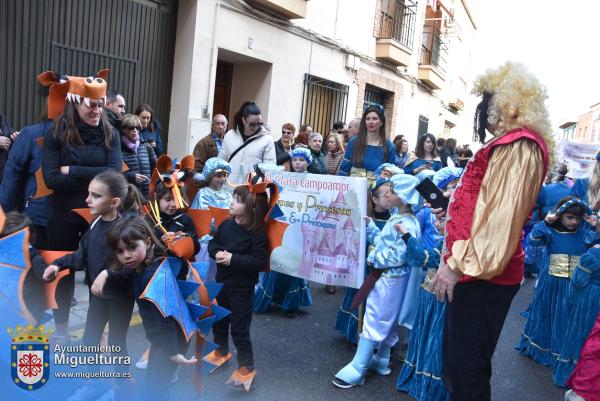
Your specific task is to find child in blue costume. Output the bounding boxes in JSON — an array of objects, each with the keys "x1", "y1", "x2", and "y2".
[
  {"x1": 335, "y1": 177, "x2": 393, "y2": 344},
  {"x1": 396, "y1": 166, "x2": 462, "y2": 401},
  {"x1": 254, "y1": 147, "x2": 313, "y2": 317},
  {"x1": 190, "y1": 157, "x2": 232, "y2": 283},
  {"x1": 525, "y1": 165, "x2": 572, "y2": 277},
  {"x1": 554, "y1": 239, "x2": 600, "y2": 387},
  {"x1": 332, "y1": 174, "x2": 422, "y2": 389},
  {"x1": 518, "y1": 197, "x2": 598, "y2": 367},
  {"x1": 190, "y1": 157, "x2": 232, "y2": 210}
]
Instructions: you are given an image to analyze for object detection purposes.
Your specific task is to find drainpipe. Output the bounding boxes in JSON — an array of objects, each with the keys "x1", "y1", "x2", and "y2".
[{"x1": 206, "y1": 1, "x2": 222, "y2": 120}]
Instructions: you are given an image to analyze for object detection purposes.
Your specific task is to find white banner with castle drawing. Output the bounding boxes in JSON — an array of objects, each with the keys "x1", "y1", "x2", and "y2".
[{"x1": 264, "y1": 170, "x2": 368, "y2": 289}]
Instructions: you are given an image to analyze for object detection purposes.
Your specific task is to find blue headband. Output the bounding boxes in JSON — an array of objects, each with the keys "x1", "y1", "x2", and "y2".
[{"x1": 555, "y1": 198, "x2": 592, "y2": 216}]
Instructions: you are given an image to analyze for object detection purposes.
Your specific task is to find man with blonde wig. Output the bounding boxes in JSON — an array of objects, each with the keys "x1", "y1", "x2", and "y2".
[{"x1": 430, "y1": 62, "x2": 553, "y2": 401}]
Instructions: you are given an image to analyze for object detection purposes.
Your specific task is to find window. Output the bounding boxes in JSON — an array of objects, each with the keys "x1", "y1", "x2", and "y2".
[
  {"x1": 301, "y1": 74, "x2": 349, "y2": 135},
  {"x1": 378, "y1": 0, "x2": 417, "y2": 49}
]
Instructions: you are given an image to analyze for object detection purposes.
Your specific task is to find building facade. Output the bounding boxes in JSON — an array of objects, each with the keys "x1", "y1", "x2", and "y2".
[
  {"x1": 570, "y1": 102, "x2": 600, "y2": 144},
  {"x1": 169, "y1": 0, "x2": 478, "y2": 157}
]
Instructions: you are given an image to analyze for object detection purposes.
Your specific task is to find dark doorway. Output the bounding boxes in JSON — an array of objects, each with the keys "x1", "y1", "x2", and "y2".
[{"x1": 213, "y1": 60, "x2": 234, "y2": 121}]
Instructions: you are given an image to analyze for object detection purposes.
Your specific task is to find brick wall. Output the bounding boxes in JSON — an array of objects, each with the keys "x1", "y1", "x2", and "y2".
[{"x1": 355, "y1": 68, "x2": 404, "y2": 138}]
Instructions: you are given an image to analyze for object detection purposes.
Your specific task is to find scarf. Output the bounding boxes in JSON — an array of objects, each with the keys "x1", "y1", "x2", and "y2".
[{"x1": 121, "y1": 133, "x2": 140, "y2": 153}]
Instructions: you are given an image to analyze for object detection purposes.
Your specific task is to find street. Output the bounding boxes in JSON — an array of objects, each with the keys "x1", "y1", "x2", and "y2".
[{"x1": 88, "y1": 276, "x2": 566, "y2": 401}]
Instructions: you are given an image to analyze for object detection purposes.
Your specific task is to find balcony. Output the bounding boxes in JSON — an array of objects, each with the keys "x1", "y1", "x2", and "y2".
[
  {"x1": 247, "y1": 0, "x2": 307, "y2": 19},
  {"x1": 418, "y1": 25, "x2": 447, "y2": 90},
  {"x1": 375, "y1": 0, "x2": 417, "y2": 67},
  {"x1": 449, "y1": 98, "x2": 464, "y2": 111}
]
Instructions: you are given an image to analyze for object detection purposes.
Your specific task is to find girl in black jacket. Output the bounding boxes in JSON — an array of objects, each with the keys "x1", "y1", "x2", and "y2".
[
  {"x1": 120, "y1": 114, "x2": 157, "y2": 198},
  {"x1": 207, "y1": 185, "x2": 268, "y2": 391},
  {"x1": 43, "y1": 171, "x2": 140, "y2": 351}
]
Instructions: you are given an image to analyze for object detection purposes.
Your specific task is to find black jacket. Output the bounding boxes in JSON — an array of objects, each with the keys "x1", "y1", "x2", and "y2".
[
  {"x1": 42, "y1": 120, "x2": 122, "y2": 211},
  {"x1": 121, "y1": 138, "x2": 156, "y2": 199},
  {"x1": 53, "y1": 216, "x2": 129, "y2": 299},
  {"x1": 208, "y1": 218, "x2": 267, "y2": 287},
  {"x1": 307, "y1": 149, "x2": 327, "y2": 175},
  {"x1": 274, "y1": 139, "x2": 296, "y2": 166}
]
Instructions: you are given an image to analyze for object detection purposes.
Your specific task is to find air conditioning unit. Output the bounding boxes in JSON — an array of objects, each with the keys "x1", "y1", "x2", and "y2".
[{"x1": 345, "y1": 54, "x2": 361, "y2": 71}]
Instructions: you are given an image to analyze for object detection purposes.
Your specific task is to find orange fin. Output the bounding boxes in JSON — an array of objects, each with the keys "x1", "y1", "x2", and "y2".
[
  {"x1": 226, "y1": 367, "x2": 256, "y2": 392},
  {"x1": 203, "y1": 350, "x2": 232, "y2": 374}
]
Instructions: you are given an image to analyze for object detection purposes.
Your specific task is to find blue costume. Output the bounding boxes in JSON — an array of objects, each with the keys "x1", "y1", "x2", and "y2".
[
  {"x1": 338, "y1": 136, "x2": 395, "y2": 180},
  {"x1": 403, "y1": 153, "x2": 442, "y2": 176},
  {"x1": 190, "y1": 157, "x2": 232, "y2": 210},
  {"x1": 518, "y1": 210, "x2": 597, "y2": 367},
  {"x1": 570, "y1": 178, "x2": 590, "y2": 204},
  {"x1": 333, "y1": 174, "x2": 422, "y2": 388},
  {"x1": 553, "y1": 246, "x2": 600, "y2": 387},
  {"x1": 396, "y1": 237, "x2": 449, "y2": 401},
  {"x1": 335, "y1": 208, "x2": 390, "y2": 344},
  {"x1": 190, "y1": 157, "x2": 232, "y2": 282},
  {"x1": 396, "y1": 166, "x2": 461, "y2": 401},
  {"x1": 525, "y1": 182, "x2": 572, "y2": 276}
]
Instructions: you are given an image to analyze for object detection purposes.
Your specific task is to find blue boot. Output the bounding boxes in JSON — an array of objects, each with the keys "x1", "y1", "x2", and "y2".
[
  {"x1": 369, "y1": 344, "x2": 392, "y2": 375},
  {"x1": 333, "y1": 337, "x2": 377, "y2": 388}
]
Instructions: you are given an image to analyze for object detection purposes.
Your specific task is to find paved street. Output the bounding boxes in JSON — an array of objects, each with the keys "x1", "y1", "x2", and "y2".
[{"x1": 66, "y1": 274, "x2": 566, "y2": 401}]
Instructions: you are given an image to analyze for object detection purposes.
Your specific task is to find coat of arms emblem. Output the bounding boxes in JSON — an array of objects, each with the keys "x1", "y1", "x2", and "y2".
[{"x1": 9, "y1": 324, "x2": 52, "y2": 390}]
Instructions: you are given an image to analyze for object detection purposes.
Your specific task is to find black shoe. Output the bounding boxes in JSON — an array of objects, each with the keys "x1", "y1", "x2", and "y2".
[
  {"x1": 71, "y1": 296, "x2": 77, "y2": 307},
  {"x1": 332, "y1": 377, "x2": 356, "y2": 389},
  {"x1": 284, "y1": 310, "x2": 298, "y2": 318},
  {"x1": 326, "y1": 285, "x2": 336, "y2": 295}
]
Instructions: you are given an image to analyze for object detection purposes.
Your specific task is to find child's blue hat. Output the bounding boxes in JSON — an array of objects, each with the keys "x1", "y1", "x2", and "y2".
[
  {"x1": 432, "y1": 167, "x2": 463, "y2": 190},
  {"x1": 555, "y1": 198, "x2": 592, "y2": 216},
  {"x1": 202, "y1": 157, "x2": 231, "y2": 180},
  {"x1": 290, "y1": 147, "x2": 313, "y2": 164},
  {"x1": 370, "y1": 178, "x2": 390, "y2": 193},
  {"x1": 390, "y1": 174, "x2": 421, "y2": 207},
  {"x1": 375, "y1": 163, "x2": 403, "y2": 177}
]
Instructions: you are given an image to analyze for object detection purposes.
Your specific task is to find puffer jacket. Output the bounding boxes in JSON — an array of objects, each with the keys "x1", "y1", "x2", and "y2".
[
  {"x1": 121, "y1": 138, "x2": 157, "y2": 199},
  {"x1": 218, "y1": 127, "x2": 276, "y2": 184}
]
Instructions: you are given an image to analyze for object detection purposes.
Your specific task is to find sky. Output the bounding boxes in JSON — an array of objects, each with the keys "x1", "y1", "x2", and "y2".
[{"x1": 469, "y1": 0, "x2": 600, "y2": 128}]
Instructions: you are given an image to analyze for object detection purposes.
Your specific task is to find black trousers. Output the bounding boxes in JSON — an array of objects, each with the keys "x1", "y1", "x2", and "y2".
[
  {"x1": 213, "y1": 285, "x2": 255, "y2": 370},
  {"x1": 443, "y1": 281, "x2": 519, "y2": 401},
  {"x1": 47, "y1": 210, "x2": 89, "y2": 324},
  {"x1": 83, "y1": 293, "x2": 134, "y2": 367},
  {"x1": 143, "y1": 338, "x2": 185, "y2": 401}
]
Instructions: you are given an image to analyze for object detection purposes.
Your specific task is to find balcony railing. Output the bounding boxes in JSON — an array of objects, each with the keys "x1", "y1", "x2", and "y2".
[
  {"x1": 378, "y1": 0, "x2": 417, "y2": 50},
  {"x1": 419, "y1": 25, "x2": 447, "y2": 73}
]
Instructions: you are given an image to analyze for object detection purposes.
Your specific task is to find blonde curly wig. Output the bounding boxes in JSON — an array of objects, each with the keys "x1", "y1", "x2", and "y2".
[{"x1": 472, "y1": 61, "x2": 554, "y2": 160}]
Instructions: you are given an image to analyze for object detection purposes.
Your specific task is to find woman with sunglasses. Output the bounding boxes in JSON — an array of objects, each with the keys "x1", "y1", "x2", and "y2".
[
  {"x1": 218, "y1": 101, "x2": 276, "y2": 184},
  {"x1": 120, "y1": 114, "x2": 156, "y2": 199}
]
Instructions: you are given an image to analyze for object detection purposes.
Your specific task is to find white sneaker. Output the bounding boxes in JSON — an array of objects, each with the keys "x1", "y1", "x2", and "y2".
[{"x1": 565, "y1": 389, "x2": 587, "y2": 401}]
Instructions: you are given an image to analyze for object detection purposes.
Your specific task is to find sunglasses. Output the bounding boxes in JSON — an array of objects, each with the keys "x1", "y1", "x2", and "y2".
[
  {"x1": 125, "y1": 126, "x2": 142, "y2": 131},
  {"x1": 247, "y1": 121, "x2": 264, "y2": 129}
]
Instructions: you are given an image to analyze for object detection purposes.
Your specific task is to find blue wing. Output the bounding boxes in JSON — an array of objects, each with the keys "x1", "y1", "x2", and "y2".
[{"x1": 141, "y1": 257, "x2": 230, "y2": 374}]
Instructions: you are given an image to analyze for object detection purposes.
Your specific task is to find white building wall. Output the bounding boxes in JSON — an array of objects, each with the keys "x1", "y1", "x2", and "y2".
[{"x1": 167, "y1": 0, "x2": 478, "y2": 158}]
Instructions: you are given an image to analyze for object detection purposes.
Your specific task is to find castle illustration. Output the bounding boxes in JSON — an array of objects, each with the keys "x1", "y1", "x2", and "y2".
[{"x1": 298, "y1": 191, "x2": 359, "y2": 285}]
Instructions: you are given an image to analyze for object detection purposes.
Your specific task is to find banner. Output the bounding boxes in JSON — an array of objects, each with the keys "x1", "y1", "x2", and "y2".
[
  {"x1": 558, "y1": 140, "x2": 600, "y2": 179},
  {"x1": 264, "y1": 170, "x2": 368, "y2": 289}
]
